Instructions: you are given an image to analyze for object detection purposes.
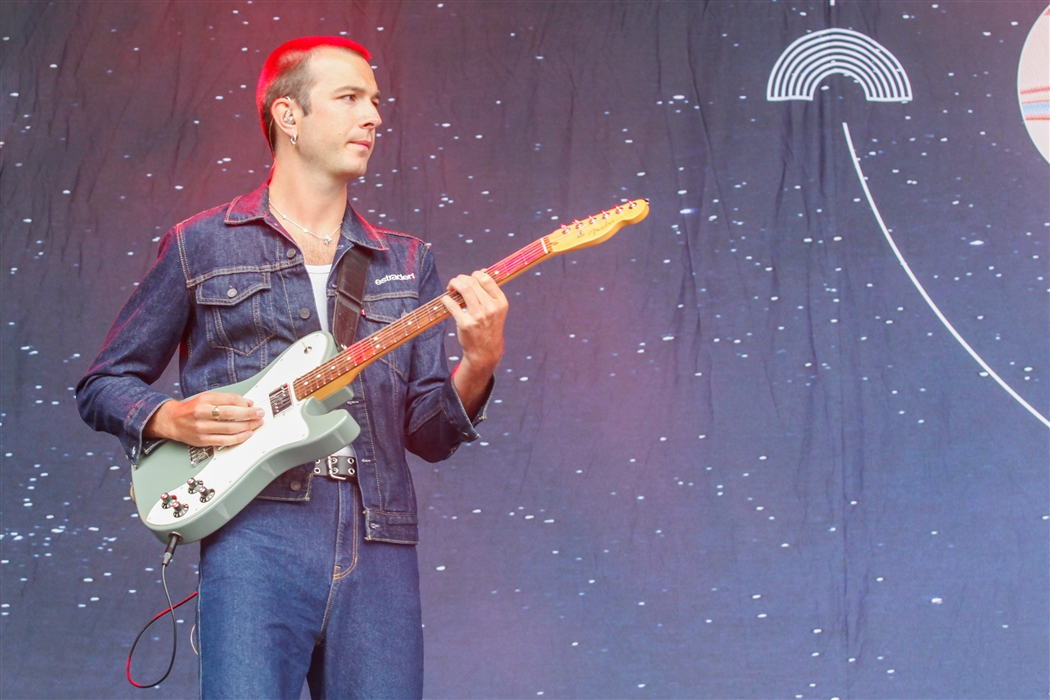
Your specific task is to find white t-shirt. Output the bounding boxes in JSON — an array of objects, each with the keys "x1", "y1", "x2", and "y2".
[
  {"x1": 304, "y1": 264, "x2": 332, "y2": 332},
  {"x1": 304, "y1": 263, "x2": 355, "y2": 461}
]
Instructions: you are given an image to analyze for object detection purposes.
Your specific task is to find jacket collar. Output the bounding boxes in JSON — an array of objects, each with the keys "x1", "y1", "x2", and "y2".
[{"x1": 224, "y1": 182, "x2": 388, "y2": 251}]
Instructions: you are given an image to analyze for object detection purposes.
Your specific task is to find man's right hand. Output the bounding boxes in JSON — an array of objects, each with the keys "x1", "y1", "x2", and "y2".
[{"x1": 144, "y1": 392, "x2": 265, "y2": 447}]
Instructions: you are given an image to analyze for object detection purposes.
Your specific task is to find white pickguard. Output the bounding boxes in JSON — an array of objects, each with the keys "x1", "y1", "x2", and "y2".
[{"x1": 145, "y1": 335, "x2": 328, "y2": 529}]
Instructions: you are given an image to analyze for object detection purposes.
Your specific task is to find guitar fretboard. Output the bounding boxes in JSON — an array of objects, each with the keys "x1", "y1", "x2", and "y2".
[{"x1": 292, "y1": 235, "x2": 551, "y2": 400}]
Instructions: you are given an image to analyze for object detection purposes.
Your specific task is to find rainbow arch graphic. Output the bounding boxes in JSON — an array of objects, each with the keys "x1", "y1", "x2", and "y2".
[{"x1": 767, "y1": 28, "x2": 912, "y2": 102}]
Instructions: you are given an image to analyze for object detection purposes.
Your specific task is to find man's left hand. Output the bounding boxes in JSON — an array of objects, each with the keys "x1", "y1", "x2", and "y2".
[{"x1": 441, "y1": 270, "x2": 508, "y2": 418}]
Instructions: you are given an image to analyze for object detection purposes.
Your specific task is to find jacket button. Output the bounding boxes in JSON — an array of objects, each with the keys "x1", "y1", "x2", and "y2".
[
  {"x1": 289, "y1": 480, "x2": 302, "y2": 491},
  {"x1": 286, "y1": 248, "x2": 297, "y2": 259},
  {"x1": 226, "y1": 288, "x2": 237, "y2": 298},
  {"x1": 299, "y1": 308, "x2": 311, "y2": 319}
]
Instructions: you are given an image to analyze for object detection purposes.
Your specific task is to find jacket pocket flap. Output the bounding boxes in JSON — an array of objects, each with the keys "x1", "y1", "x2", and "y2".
[
  {"x1": 196, "y1": 271, "x2": 271, "y2": 306},
  {"x1": 362, "y1": 292, "x2": 419, "y2": 324}
]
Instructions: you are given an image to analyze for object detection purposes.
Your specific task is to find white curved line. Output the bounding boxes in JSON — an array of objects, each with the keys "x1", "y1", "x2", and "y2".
[
  {"x1": 779, "y1": 41, "x2": 904, "y2": 100},
  {"x1": 804, "y1": 63, "x2": 887, "y2": 101},
  {"x1": 788, "y1": 43, "x2": 899, "y2": 98},
  {"x1": 767, "y1": 37, "x2": 796, "y2": 98},
  {"x1": 768, "y1": 29, "x2": 912, "y2": 102},
  {"x1": 842, "y1": 122, "x2": 1050, "y2": 429},
  {"x1": 803, "y1": 45, "x2": 905, "y2": 98}
]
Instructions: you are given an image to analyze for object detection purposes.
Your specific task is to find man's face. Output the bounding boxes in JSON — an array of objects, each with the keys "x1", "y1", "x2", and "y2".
[{"x1": 296, "y1": 48, "x2": 382, "y2": 180}]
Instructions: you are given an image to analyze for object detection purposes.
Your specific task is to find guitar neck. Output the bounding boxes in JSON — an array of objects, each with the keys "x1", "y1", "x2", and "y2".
[
  {"x1": 292, "y1": 198, "x2": 649, "y2": 403},
  {"x1": 293, "y1": 236, "x2": 553, "y2": 402}
]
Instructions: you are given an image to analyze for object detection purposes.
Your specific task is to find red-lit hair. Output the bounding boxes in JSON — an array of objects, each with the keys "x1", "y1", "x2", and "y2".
[{"x1": 256, "y1": 36, "x2": 372, "y2": 152}]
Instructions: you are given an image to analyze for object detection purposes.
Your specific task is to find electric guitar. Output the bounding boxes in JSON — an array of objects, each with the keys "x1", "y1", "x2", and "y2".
[{"x1": 132, "y1": 199, "x2": 650, "y2": 543}]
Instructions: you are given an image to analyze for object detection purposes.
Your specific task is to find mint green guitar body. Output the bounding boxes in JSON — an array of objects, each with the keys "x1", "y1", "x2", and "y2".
[{"x1": 131, "y1": 331, "x2": 359, "y2": 544}]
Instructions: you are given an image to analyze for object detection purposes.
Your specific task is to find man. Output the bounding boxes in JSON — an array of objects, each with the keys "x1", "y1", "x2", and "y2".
[{"x1": 77, "y1": 36, "x2": 508, "y2": 699}]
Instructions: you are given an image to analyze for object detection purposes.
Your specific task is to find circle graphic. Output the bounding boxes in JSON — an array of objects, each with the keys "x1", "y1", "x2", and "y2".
[{"x1": 1018, "y1": 5, "x2": 1050, "y2": 163}]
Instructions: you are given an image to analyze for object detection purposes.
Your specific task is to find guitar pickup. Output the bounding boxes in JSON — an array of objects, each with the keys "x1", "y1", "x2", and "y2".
[{"x1": 269, "y1": 384, "x2": 292, "y2": 416}]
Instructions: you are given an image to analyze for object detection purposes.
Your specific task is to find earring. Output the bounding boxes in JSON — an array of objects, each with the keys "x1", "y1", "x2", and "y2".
[{"x1": 290, "y1": 132, "x2": 298, "y2": 146}]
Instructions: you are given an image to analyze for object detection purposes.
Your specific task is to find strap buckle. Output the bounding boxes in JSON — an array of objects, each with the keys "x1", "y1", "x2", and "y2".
[
  {"x1": 326, "y1": 454, "x2": 348, "y2": 481},
  {"x1": 313, "y1": 455, "x2": 357, "y2": 481}
]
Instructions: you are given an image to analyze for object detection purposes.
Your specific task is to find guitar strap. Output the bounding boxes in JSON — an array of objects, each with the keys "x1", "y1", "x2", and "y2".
[{"x1": 332, "y1": 245, "x2": 371, "y2": 350}]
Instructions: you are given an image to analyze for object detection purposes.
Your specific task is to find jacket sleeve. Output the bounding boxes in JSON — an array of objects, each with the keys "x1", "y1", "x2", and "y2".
[
  {"x1": 75, "y1": 228, "x2": 190, "y2": 463},
  {"x1": 401, "y1": 244, "x2": 494, "y2": 463}
]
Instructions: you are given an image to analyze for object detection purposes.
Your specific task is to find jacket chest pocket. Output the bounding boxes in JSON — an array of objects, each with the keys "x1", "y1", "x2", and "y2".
[
  {"x1": 195, "y1": 271, "x2": 276, "y2": 356},
  {"x1": 360, "y1": 292, "x2": 419, "y2": 382}
]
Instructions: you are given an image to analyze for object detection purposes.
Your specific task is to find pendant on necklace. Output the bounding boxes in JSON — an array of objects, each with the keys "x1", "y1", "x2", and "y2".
[{"x1": 323, "y1": 235, "x2": 332, "y2": 245}]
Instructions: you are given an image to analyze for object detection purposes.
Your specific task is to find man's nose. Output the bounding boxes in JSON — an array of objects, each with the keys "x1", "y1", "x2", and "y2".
[{"x1": 361, "y1": 104, "x2": 381, "y2": 129}]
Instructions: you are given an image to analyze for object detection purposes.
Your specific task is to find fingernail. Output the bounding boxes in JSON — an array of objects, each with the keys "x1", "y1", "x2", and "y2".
[{"x1": 255, "y1": 408, "x2": 265, "y2": 417}]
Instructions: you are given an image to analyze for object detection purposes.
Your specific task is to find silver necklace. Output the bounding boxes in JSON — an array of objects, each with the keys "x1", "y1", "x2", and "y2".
[{"x1": 270, "y1": 201, "x2": 340, "y2": 246}]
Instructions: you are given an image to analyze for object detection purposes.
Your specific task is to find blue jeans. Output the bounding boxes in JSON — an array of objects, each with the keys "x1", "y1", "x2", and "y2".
[{"x1": 197, "y1": 477, "x2": 424, "y2": 699}]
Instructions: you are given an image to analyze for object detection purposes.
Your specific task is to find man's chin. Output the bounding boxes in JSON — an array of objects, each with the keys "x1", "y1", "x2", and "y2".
[{"x1": 334, "y1": 163, "x2": 368, "y2": 182}]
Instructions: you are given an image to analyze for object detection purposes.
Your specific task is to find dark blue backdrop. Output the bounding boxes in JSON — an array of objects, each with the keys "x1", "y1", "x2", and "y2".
[{"x1": 1, "y1": 2, "x2": 1047, "y2": 698}]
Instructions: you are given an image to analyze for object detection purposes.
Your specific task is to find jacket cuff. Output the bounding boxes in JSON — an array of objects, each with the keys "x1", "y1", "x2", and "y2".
[
  {"x1": 122, "y1": 395, "x2": 173, "y2": 465},
  {"x1": 443, "y1": 374, "x2": 494, "y2": 441}
]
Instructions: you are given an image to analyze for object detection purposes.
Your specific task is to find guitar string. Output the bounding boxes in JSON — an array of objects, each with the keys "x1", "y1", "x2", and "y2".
[
  {"x1": 292, "y1": 237, "x2": 553, "y2": 398},
  {"x1": 291, "y1": 203, "x2": 638, "y2": 398},
  {"x1": 291, "y1": 213, "x2": 630, "y2": 397},
  {"x1": 293, "y1": 217, "x2": 621, "y2": 396},
  {"x1": 296, "y1": 264, "x2": 523, "y2": 394},
  {"x1": 298, "y1": 238, "x2": 548, "y2": 390}
]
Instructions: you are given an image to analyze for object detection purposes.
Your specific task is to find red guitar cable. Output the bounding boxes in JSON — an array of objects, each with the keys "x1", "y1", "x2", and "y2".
[{"x1": 126, "y1": 534, "x2": 196, "y2": 689}]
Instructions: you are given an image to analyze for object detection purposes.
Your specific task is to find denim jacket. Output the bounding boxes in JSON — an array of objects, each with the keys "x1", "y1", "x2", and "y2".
[{"x1": 76, "y1": 183, "x2": 490, "y2": 545}]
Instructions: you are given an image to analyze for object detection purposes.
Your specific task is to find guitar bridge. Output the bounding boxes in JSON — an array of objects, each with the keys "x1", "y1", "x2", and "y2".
[
  {"x1": 188, "y1": 445, "x2": 214, "y2": 466},
  {"x1": 269, "y1": 383, "x2": 293, "y2": 416}
]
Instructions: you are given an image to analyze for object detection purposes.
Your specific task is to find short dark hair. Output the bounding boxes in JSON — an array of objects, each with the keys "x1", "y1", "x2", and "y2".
[{"x1": 256, "y1": 36, "x2": 372, "y2": 152}]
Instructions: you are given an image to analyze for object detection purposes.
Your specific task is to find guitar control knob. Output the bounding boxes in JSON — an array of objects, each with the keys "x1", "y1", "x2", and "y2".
[
  {"x1": 172, "y1": 501, "x2": 189, "y2": 518},
  {"x1": 161, "y1": 493, "x2": 174, "y2": 509},
  {"x1": 199, "y1": 488, "x2": 215, "y2": 503},
  {"x1": 187, "y1": 478, "x2": 199, "y2": 494}
]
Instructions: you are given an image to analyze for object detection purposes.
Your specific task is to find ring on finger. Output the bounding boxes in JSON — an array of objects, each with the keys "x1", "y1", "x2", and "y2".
[{"x1": 211, "y1": 406, "x2": 221, "y2": 420}]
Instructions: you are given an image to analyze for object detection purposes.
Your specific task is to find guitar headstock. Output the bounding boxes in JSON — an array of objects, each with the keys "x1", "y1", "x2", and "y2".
[{"x1": 545, "y1": 199, "x2": 649, "y2": 253}]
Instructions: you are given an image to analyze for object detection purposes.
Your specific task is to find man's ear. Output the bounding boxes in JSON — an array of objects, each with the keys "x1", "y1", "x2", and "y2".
[{"x1": 270, "y1": 96, "x2": 298, "y2": 144}]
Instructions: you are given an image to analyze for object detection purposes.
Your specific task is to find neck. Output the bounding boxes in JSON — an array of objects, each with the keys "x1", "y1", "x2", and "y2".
[{"x1": 267, "y1": 158, "x2": 349, "y2": 233}]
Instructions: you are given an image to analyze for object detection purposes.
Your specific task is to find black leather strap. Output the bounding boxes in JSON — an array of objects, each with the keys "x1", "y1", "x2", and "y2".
[{"x1": 332, "y1": 245, "x2": 371, "y2": 349}]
